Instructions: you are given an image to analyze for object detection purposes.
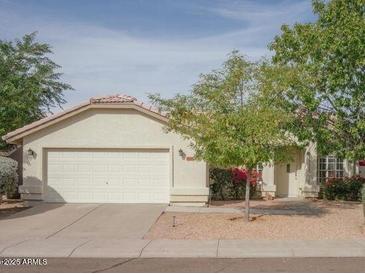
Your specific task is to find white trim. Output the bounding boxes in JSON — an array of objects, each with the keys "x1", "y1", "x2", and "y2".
[{"x1": 318, "y1": 155, "x2": 344, "y2": 184}]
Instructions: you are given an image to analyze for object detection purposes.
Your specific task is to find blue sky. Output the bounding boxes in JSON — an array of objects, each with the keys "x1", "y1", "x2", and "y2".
[{"x1": 0, "y1": 0, "x2": 315, "y2": 110}]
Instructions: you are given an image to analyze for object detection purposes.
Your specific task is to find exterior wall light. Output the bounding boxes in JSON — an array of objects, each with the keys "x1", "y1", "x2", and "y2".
[
  {"x1": 178, "y1": 149, "x2": 186, "y2": 159},
  {"x1": 27, "y1": 148, "x2": 36, "y2": 158}
]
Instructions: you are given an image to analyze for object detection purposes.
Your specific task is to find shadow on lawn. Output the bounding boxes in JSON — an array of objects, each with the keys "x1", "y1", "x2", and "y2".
[
  {"x1": 211, "y1": 199, "x2": 362, "y2": 217},
  {"x1": 250, "y1": 200, "x2": 329, "y2": 216}
]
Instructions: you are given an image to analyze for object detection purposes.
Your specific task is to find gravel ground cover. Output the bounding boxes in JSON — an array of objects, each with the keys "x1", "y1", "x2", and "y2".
[{"x1": 145, "y1": 200, "x2": 365, "y2": 240}]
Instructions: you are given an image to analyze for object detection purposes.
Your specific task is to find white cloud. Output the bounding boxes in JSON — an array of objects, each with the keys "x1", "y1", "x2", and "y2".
[
  {"x1": 0, "y1": 0, "x2": 313, "y2": 110},
  {"x1": 204, "y1": 0, "x2": 312, "y2": 25}
]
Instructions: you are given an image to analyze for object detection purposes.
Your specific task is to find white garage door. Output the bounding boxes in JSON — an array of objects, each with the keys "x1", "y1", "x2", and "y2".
[{"x1": 46, "y1": 150, "x2": 170, "y2": 203}]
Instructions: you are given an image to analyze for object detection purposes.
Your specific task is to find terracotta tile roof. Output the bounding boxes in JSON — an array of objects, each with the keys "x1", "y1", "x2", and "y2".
[
  {"x1": 3, "y1": 94, "x2": 167, "y2": 142},
  {"x1": 90, "y1": 94, "x2": 137, "y2": 104},
  {"x1": 90, "y1": 94, "x2": 164, "y2": 115}
]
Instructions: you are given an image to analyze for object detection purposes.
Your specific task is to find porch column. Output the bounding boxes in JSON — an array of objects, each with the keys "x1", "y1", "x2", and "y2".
[{"x1": 302, "y1": 142, "x2": 320, "y2": 197}]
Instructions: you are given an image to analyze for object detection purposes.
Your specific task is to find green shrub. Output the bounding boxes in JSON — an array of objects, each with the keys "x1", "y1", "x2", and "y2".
[
  {"x1": 347, "y1": 176, "x2": 365, "y2": 201},
  {"x1": 210, "y1": 168, "x2": 232, "y2": 200},
  {"x1": 324, "y1": 176, "x2": 365, "y2": 201},
  {"x1": 209, "y1": 168, "x2": 258, "y2": 200},
  {"x1": 0, "y1": 156, "x2": 18, "y2": 199}
]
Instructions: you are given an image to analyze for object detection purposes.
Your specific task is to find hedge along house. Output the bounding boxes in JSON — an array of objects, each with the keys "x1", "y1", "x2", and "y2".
[
  {"x1": 2, "y1": 95, "x2": 209, "y2": 205},
  {"x1": 3, "y1": 94, "x2": 365, "y2": 203}
]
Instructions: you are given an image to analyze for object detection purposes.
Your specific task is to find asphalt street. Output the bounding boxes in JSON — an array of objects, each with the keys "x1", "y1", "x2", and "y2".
[{"x1": 1, "y1": 257, "x2": 365, "y2": 273}]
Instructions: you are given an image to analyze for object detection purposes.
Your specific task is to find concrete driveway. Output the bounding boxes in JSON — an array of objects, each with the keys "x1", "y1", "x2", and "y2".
[{"x1": 0, "y1": 203, "x2": 165, "y2": 242}]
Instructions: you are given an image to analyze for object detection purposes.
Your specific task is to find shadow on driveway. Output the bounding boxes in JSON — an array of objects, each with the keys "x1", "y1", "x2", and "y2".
[
  {"x1": 0, "y1": 202, "x2": 64, "y2": 220},
  {"x1": 0, "y1": 203, "x2": 166, "y2": 241}
]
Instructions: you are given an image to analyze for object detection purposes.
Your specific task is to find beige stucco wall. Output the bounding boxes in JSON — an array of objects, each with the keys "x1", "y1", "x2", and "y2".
[
  {"x1": 261, "y1": 144, "x2": 319, "y2": 198},
  {"x1": 302, "y1": 143, "x2": 354, "y2": 197},
  {"x1": 264, "y1": 142, "x2": 356, "y2": 198},
  {"x1": 273, "y1": 148, "x2": 306, "y2": 197},
  {"x1": 301, "y1": 143, "x2": 319, "y2": 197},
  {"x1": 20, "y1": 108, "x2": 209, "y2": 204}
]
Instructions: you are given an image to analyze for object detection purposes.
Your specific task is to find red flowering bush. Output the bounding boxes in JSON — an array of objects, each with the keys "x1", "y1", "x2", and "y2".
[
  {"x1": 231, "y1": 168, "x2": 260, "y2": 186},
  {"x1": 209, "y1": 168, "x2": 259, "y2": 200},
  {"x1": 324, "y1": 176, "x2": 365, "y2": 201},
  {"x1": 232, "y1": 168, "x2": 247, "y2": 182}
]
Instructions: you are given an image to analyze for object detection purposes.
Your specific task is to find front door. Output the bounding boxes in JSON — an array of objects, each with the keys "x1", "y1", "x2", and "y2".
[{"x1": 275, "y1": 151, "x2": 301, "y2": 198}]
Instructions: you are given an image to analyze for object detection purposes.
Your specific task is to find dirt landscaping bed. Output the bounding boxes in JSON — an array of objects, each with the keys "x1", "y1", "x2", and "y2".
[
  {"x1": 145, "y1": 200, "x2": 365, "y2": 240},
  {"x1": 0, "y1": 199, "x2": 29, "y2": 219}
]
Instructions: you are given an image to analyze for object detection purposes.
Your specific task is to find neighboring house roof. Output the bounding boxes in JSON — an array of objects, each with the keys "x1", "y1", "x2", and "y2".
[{"x1": 2, "y1": 94, "x2": 168, "y2": 144}]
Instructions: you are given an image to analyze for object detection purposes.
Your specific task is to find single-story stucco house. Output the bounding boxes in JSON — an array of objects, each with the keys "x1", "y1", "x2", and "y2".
[{"x1": 3, "y1": 94, "x2": 365, "y2": 205}]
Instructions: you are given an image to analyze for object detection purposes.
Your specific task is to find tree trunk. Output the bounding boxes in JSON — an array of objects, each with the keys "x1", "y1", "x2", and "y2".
[{"x1": 245, "y1": 169, "x2": 251, "y2": 222}]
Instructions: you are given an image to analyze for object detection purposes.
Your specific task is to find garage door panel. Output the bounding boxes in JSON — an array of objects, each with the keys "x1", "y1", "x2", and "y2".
[{"x1": 46, "y1": 150, "x2": 170, "y2": 203}]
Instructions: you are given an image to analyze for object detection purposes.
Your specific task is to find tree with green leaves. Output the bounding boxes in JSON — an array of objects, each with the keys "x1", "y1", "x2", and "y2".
[
  {"x1": 0, "y1": 32, "x2": 72, "y2": 148},
  {"x1": 262, "y1": 0, "x2": 365, "y2": 162},
  {"x1": 150, "y1": 52, "x2": 296, "y2": 221}
]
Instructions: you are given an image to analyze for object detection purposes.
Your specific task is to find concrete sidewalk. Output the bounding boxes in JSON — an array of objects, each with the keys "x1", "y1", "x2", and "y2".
[{"x1": 1, "y1": 238, "x2": 365, "y2": 258}]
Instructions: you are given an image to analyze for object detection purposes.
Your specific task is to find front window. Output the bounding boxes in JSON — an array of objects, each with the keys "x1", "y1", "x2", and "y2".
[{"x1": 318, "y1": 156, "x2": 344, "y2": 184}]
